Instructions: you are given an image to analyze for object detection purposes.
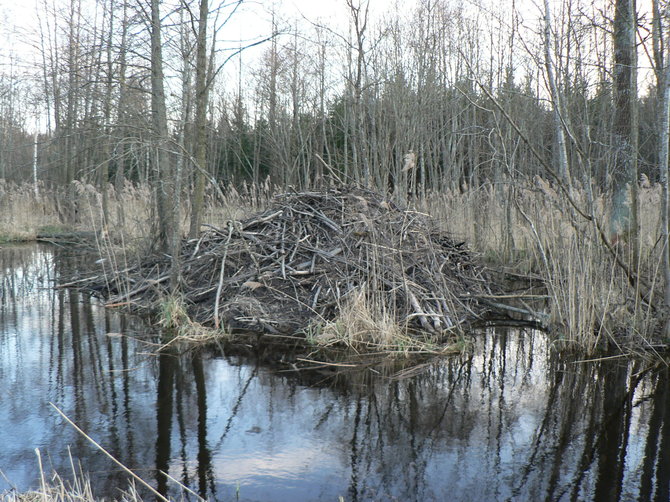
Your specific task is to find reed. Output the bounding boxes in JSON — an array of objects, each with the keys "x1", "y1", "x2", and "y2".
[
  {"x1": 0, "y1": 181, "x2": 60, "y2": 241},
  {"x1": 0, "y1": 180, "x2": 271, "y2": 248},
  {"x1": 422, "y1": 177, "x2": 662, "y2": 353}
]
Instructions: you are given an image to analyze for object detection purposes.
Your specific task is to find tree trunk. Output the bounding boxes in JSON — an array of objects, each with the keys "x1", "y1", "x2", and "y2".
[
  {"x1": 611, "y1": 0, "x2": 639, "y2": 252},
  {"x1": 658, "y1": 3, "x2": 670, "y2": 340},
  {"x1": 189, "y1": 0, "x2": 210, "y2": 238},
  {"x1": 543, "y1": 0, "x2": 570, "y2": 184},
  {"x1": 150, "y1": 0, "x2": 179, "y2": 288}
]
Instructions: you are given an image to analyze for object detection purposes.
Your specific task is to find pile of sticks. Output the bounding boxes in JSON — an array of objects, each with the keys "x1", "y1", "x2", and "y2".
[{"x1": 79, "y1": 186, "x2": 499, "y2": 336}]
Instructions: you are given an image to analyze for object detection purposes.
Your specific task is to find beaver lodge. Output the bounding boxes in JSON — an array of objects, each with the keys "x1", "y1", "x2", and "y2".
[{"x1": 73, "y1": 186, "x2": 525, "y2": 347}]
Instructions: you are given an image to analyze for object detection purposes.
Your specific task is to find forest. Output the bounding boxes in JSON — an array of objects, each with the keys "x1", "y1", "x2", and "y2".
[{"x1": 1, "y1": 0, "x2": 669, "y2": 352}]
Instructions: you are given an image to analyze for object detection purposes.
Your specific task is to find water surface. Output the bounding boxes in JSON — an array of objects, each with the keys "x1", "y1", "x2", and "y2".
[{"x1": 0, "y1": 244, "x2": 668, "y2": 501}]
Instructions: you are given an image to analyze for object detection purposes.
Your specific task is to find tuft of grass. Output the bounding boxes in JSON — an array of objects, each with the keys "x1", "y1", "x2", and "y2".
[
  {"x1": 159, "y1": 296, "x2": 191, "y2": 330},
  {"x1": 317, "y1": 285, "x2": 405, "y2": 349},
  {"x1": 313, "y1": 285, "x2": 460, "y2": 355},
  {"x1": 156, "y1": 296, "x2": 231, "y2": 350}
]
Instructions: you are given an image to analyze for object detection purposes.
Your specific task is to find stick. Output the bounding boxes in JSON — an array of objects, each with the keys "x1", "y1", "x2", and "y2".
[{"x1": 214, "y1": 223, "x2": 234, "y2": 329}]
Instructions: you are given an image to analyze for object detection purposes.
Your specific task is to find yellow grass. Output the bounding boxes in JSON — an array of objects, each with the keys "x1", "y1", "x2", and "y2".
[{"x1": 0, "y1": 180, "x2": 272, "y2": 244}]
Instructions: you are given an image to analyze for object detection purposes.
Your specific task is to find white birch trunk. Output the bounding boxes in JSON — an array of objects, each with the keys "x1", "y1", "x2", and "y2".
[{"x1": 659, "y1": 6, "x2": 670, "y2": 339}]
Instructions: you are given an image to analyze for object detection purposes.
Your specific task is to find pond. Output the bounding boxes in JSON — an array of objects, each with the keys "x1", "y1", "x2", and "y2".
[{"x1": 0, "y1": 244, "x2": 668, "y2": 501}]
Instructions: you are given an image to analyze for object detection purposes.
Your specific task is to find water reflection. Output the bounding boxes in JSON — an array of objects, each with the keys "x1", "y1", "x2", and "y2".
[{"x1": 0, "y1": 244, "x2": 669, "y2": 501}]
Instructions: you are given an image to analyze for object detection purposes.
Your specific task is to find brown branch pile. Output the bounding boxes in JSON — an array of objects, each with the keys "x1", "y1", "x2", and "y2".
[{"x1": 85, "y1": 187, "x2": 499, "y2": 337}]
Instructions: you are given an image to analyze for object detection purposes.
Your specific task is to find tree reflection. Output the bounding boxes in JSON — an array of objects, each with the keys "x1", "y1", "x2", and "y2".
[
  {"x1": 2, "y1": 245, "x2": 670, "y2": 501},
  {"x1": 639, "y1": 366, "x2": 670, "y2": 502},
  {"x1": 285, "y1": 330, "x2": 668, "y2": 501},
  {"x1": 155, "y1": 344, "x2": 176, "y2": 497},
  {"x1": 192, "y1": 354, "x2": 215, "y2": 498}
]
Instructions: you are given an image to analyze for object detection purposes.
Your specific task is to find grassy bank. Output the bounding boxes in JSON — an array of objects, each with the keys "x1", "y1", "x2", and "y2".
[
  {"x1": 0, "y1": 180, "x2": 150, "y2": 244},
  {"x1": 0, "y1": 180, "x2": 273, "y2": 246},
  {"x1": 2, "y1": 450, "x2": 145, "y2": 502}
]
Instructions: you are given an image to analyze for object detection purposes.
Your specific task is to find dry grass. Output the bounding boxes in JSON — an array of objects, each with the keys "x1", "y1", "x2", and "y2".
[
  {"x1": 312, "y1": 287, "x2": 464, "y2": 355},
  {"x1": 0, "y1": 179, "x2": 272, "y2": 245},
  {"x1": 2, "y1": 450, "x2": 145, "y2": 502},
  {"x1": 0, "y1": 180, "x2": 149, "y2": 244},
  {"x1": 315, "y1": 285, "x2": 409, "y2": 348},
  {"x1": 0, "y1": 181, "x2": 61, "y2": 241},
  {"x1": 422, "y1": 177, "x2": 663, "y2": 353}
]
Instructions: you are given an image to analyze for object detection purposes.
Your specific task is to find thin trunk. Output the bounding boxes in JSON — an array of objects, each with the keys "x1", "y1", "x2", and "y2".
[
  {"x1": 611, "y1": 0, "x2": 638, "y2": 251},
  {"x1": 150, "y1": 0, "x2": 178, "y2": 289},
  {"x1": 33, "y1": 129, "x2": 39, "y2": 195},
  {"x1": 543, "y1": 0, "x2": 570, "y2": 184},
  {"x1": 175, "y1": 7, "x2": 193, "y2": 290},
  {"x1": 101, "y1": 0, "x2": 115, "y2": 226},
  {"x1": 189, "y1": 0, "x2": 210, "y2": 238},
  {"x1": 114, "y1": 0, "x2": 128, "y2": 230},
  {"x1": 659, "y1": 4, "x2": 670, "y2": 340}
]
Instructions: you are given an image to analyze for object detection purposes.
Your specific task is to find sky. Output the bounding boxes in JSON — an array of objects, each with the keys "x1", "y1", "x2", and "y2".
[
  {"x1": 0, "y1": 0, "x2": 418, "y2": 73},
  {"x1": 0, "y1": 0, "x2": 422, "y2": 129}
]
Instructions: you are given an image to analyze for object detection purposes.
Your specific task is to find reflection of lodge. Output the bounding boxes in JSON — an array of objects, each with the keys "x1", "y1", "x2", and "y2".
[
  {"x1": 1, "y1": 245, "x2": 669, "y2": 501},
  {"x1": 150, "y1": 329, "x2": 670, "y2": 502}
]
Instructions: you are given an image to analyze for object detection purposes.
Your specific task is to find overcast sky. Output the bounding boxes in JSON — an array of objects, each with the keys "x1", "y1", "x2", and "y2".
[{"x1": 0, "y1": 0, "x2": 418, "y2": 70}]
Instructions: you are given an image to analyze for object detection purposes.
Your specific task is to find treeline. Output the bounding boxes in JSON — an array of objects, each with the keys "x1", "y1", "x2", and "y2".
[{"x1": 0, "y1": 0, "x2": 661, "y2": 222}]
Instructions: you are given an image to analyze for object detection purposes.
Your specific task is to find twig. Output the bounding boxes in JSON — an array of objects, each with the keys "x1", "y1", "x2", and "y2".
[{"x1": 296, "y1": 357, "x2": 359, "y2": 367}]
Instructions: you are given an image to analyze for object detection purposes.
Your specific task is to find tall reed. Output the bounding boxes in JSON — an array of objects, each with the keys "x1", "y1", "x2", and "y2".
[{"x1": 423, "y1": 178, "x2": 662, "y2": 353}]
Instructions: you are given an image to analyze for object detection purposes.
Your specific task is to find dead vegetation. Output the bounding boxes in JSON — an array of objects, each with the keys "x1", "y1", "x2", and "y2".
[
  {"x1": 71, "y1": 186, "x2": 514, "y2": 346},
  {"x1": 424, "y1": 177, "x2": 668, "y2": 353}
]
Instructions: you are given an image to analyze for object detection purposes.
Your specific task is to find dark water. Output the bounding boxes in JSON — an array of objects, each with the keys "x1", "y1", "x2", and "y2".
[{"x1": 0, "y1": 244, "x2": 669, "y2": 501}]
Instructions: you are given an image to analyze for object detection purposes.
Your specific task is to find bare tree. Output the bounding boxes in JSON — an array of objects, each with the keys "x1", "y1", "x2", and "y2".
[
  {"x1": 149, "y1": 0, "x2": 179, "y2": 288},
  {"x1": 346, "y1": 0, "x2": 370, "y2": 186},
  {"x1": 543, "y1": 0, "x2": 570, "y2": 184},
  {"x1": 656, "y1": 0, "x2": 670, "y2": 339}
]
